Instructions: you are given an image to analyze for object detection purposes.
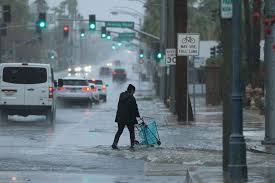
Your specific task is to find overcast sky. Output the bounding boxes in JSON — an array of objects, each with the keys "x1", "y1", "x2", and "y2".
[{"x1": 34, "y1": 0, "x2": 145, "y2": 25}]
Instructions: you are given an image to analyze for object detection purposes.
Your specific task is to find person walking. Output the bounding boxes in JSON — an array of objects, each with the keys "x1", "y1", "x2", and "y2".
[{"x1": 112, "y1": 84, "x2": 140, "y2": 150}]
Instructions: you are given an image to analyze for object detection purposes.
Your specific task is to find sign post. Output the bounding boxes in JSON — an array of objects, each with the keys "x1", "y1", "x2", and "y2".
[
  {"x1": 165, "y1": 48, "x2": 176, "y2": 65},
  {"x1": 177, "y1": 33, "x2": 200, "y2": 124}
]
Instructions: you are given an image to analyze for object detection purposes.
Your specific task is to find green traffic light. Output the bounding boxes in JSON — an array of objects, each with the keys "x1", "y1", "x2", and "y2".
[
  {"x1": 50, "y1": 55, "x2": 55, "y2": 59},
  {"x1": 139, "y1": 53, "x2": 144, "y2": 58},
  {"x1": 39, "y1": 21, "x2": 46, "y2": 28},
  {"x1": 118, "y1": 42, "x2": 122, "y2": 47},
  {"x1": 101, "y1": 33, "x2": 107, "y2": 38},
  {"x1": 112, "y1": 45, "x2": 116, "y2": 50},
  {"x1": 89, "y1": 23, "x2": 96, "y2": 30},
  {"x1": 157, "y1": 53, "x2": 162, "y2": 59},
  {"x1": 80, "y1": 32, "x2": 85, "y2": 38},
  {"x1": 107, "y1": 35, "x2": 111, "y2": 40}
]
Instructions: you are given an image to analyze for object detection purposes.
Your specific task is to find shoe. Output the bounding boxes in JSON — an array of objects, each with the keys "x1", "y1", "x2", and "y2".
[
  {"x1": 112, "y1": 145, "x2": 118, "y2": 150},
  {"x1": 129, "y1": 146, "x2": 135, "y2": 151}
]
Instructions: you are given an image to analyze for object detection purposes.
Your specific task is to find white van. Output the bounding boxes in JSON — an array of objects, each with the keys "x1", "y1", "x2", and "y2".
[{"x1": 0, "y1": 63, "x2": 56, "y2": 123}]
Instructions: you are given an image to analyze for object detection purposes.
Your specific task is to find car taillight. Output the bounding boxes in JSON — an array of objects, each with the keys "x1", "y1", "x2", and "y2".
[
  {"x1": 82, "y1": 86, "x2": 91, "y2": 92},
  {"x1": 91, "y1": 88, "x2": 97, "y2": 92},
  {"x1": 122, "y1": 72, "x2": 127, "y2": 74},
  {"x1": 58, "y1": 86, "x2": 65, "y2": 91},
  {"x1": 113, "y1": 72, "x2": 117, "y2": 75},
  {"x1": 48, "y1": 87, "x2": 54, "y2": 98},
  {"x1": 102, "y1": 85, "x2": 107, "y2": 91}
]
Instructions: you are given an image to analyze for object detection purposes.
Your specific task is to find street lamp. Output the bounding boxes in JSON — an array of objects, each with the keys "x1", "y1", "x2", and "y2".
[{"x1": 228, "y1": 0, "x2": 247, "y2": 181}]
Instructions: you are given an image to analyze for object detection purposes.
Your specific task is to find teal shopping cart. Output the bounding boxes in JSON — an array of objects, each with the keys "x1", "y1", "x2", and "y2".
[{"x1": 135, "y1": 117, "x2": 161, "y2": 146}]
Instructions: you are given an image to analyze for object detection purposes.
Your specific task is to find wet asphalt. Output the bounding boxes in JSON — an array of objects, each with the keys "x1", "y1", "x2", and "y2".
[{"x1": 0, "y1": 50, "x2": 184, "y2": 183}]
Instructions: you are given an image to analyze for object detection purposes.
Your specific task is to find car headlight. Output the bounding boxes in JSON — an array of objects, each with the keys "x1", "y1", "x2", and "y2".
[
  {"x1": 84, "y1": 66, "x2": 92, "y2": 72},
  {"x1": 68, "y1": 68, "x2": 72, "y2": 72},
  {"x1": 74, "y1": 67, "x2": 82, "y2": 72}
]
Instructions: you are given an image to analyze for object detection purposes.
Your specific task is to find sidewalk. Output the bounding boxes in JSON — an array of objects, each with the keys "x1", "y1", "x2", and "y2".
[
  {"x1": 137, "y1": 92, "x2": 275, "y2": 182},
  {"x1": 160, "y1": 97, "x2": 275, "y2": 182}
]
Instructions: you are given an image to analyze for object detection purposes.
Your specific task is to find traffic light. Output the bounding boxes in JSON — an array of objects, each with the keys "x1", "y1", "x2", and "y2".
[
  {"x1": 48, "y1": 51, "x2": 56, "y2": 60},
  {"x1": 80, "y1": 29, "x2": 85, "y2": 38},
  {"x1": 155, "y1": 49, "x2": 163, "y2": 61},
  {"x1": 139, "y1": 59, "x2": 144, "y2": 64},
  {"x1": 139, "y1": 49, "x2": 144, "y2": 59},
  {"x1": 37, "y1": 13, "x2": 46, "y2": 29},
  {"x1": 216, "y1": 44, "x2": 223, "y2": 55},
  {"x1": 101, "y1": 27, "x2": 107, "y2": 38},
  {"x1": 3, "y1": 5, "x2": 11, "y2": 23},
  {"x1": 107, "y1": 31, "x2": 111, "y2": 40},
  {"x1": 210, "y1": 46, "x2": 216, "y2": 57},
  {"x1": 63, "y1": 25, "x2": 69, "y2": 38},
  {"x1": 89, "y1": 14, "x2": 96, "y2": 31}
]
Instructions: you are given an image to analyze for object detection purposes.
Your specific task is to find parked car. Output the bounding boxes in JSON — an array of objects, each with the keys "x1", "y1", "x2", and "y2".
[
  {"x1": 0, "y1": 63, "x2": 56, "y2": 123},
  {"x1": 88, "y1": 79, "x2": 107, "y2": 102},
  {"x1": 112, "y1": 68, "x2": 127, "y2": 82},
  {"x1": 57, "y1": 76, "x2": 93, "y2": 107}
]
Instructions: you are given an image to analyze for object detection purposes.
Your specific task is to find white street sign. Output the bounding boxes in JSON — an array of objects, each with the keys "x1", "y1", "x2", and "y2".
[
  {"x1": 221, "y1": 0, "x2": 232, "y2": 19},
  {"x1": 165, "y1": 48, "x2": 176, "y2": 65},
  {"x1": 177, "y1": 33, "x2": 200, "y2": 56}
]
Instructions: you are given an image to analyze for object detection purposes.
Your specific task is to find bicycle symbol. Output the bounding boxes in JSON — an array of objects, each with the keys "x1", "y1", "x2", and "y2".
[{"x1": 182, "y1": 36, "x2": 195, "y2": 44}]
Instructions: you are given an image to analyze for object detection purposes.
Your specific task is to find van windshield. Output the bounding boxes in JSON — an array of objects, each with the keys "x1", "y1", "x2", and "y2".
[{"x1": 3, "y1": 67, "x2": 47, "y2": 84}]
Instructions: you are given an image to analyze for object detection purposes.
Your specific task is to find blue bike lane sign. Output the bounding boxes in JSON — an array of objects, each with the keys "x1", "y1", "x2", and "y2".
[{"x1": 177, "y1": 33, "x2": 200, "y2": 56}]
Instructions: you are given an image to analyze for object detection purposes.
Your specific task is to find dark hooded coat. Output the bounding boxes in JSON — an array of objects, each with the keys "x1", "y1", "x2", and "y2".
[{"x1": 115, "y1": 91, "x2": 140, "y2": 124}]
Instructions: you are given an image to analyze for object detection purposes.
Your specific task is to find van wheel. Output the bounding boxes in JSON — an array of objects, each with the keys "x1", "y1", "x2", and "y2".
[
  {"x1": 0, "y1": 110, "x2": 8, "y2": 124},
  {"x1": 103, "y1": 96, "x2": 107, "y2": 102},
  {"x1": 46, "y1": 110, "x2": 55, "y2": 124}
]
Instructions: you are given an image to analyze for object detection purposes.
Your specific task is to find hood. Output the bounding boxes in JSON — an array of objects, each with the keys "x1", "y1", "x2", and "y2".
[{"x1": 120, "y1": 91, "x2": 132, "y2": 102}]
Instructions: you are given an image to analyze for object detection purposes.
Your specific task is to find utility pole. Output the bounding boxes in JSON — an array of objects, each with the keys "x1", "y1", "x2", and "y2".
[
  {"x1": 168, "y1": 0, "x2": 176, "y2": 114},
  {"x1": 174, "y1": 0, "x2": 193, "y2": 122},
  {"x1": 159, "y1": 0, "x2": 166, "y2": 101},
  {"x1": 228, "y1": 0, "x2": 247, "y2": 180},
  {"x1": 263, "y1": 0, "x2": 275, "y2": 145}
]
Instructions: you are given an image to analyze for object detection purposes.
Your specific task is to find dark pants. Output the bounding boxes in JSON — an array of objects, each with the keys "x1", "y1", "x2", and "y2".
[{"x1": 113, "y1": 123, "x2": 135, "y2": 147}]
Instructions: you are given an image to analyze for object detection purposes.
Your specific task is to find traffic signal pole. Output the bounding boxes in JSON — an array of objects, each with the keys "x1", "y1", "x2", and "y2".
[{"x1": 263, "y1": 0, "x2": 275, "y2": 145}]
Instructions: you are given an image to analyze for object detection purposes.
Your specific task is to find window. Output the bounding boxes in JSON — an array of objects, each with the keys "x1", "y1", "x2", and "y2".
[
  {"x1": 63, "y1": 80, "x2": 88, "y2": 86},
  {"x1": 88, "y1": 80, "x2": 103, "y2": 85},
  {"x1": 3, "y1": 67, "x2": 47, "y2": 84},
  {"x1": 114, "y1": 69, "x2": 126, "y2": 73}
]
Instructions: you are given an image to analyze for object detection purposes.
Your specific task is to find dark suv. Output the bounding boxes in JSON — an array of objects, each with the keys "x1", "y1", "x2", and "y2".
[
  {"x1": 112, "y1": 68, "x2": 127, "y2": 82},
  {"x1": 99, "y1": 67, "x2": 112, "y2": 76}
]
